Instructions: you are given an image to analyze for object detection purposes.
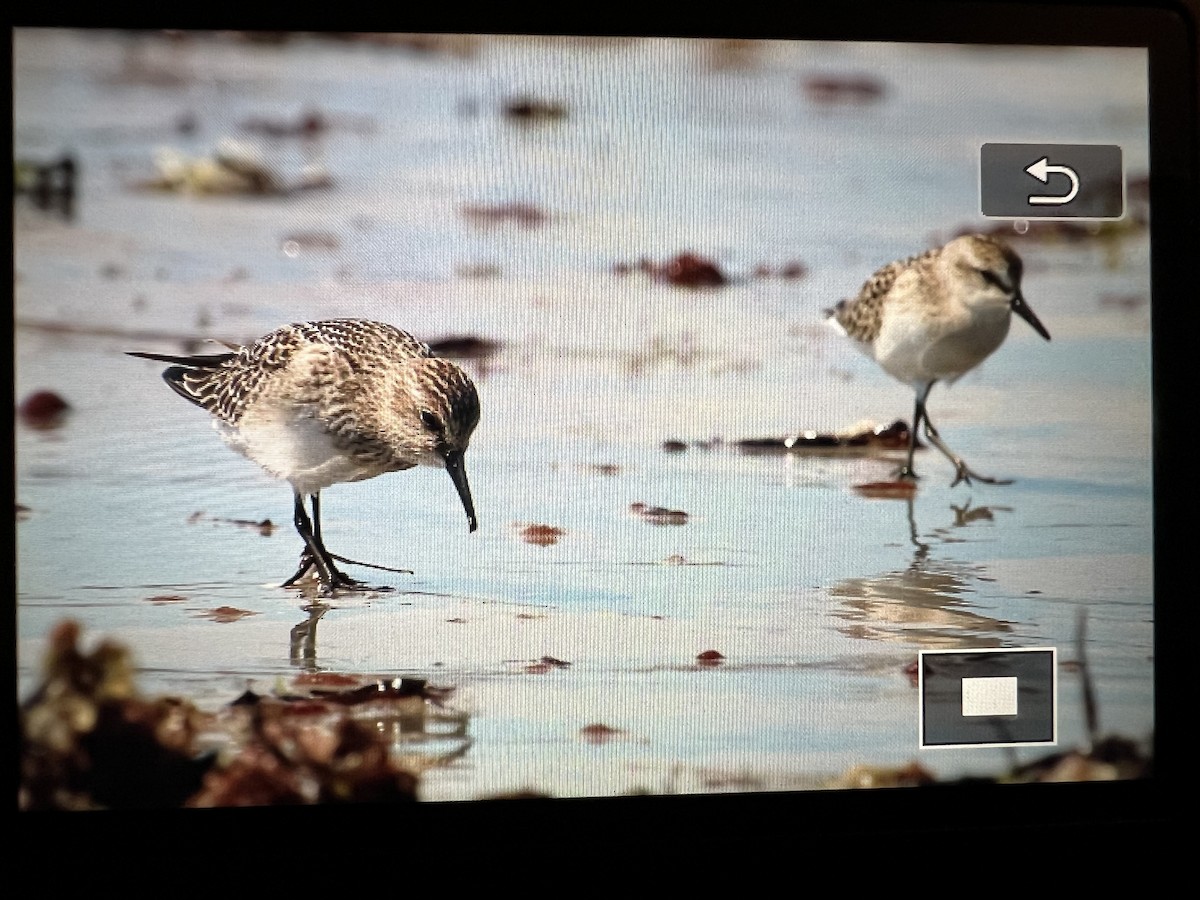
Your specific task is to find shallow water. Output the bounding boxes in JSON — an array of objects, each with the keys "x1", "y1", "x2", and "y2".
[{"x1": 14, "y1": 29, "x2": 1153, "y2": 800}]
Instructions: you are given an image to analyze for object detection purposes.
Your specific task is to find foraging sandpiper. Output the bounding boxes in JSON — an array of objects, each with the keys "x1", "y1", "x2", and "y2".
[
  {"x1": 826, "y1": 234, "x2": 1050, "y2": 486},
  {"x1": 130, "y1": 318, "x2": 480, "y2": 593}
]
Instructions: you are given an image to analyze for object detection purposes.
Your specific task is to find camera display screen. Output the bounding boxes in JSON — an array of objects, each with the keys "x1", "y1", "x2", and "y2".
[{"x1": 14, "y1": 21, "x2": 1164, "y2": 811}]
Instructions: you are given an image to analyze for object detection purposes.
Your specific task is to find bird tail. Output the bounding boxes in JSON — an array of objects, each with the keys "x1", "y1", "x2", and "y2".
[
  {"x1": 823, "y1": 298, "x2": 849, "y2": 319},
  {"x1": 126, "y1": 349, "x2": 238, "y2": 410},
  {"x1": 126, "y1": 350, "x2": 237, "y2": 368},
  {"x1": 823, "y1": 300, "x2": 850, "y2": 336}
]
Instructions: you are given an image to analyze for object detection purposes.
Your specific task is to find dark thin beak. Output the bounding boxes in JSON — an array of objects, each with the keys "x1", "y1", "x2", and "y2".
[
  {"x1": 443, "y1": 450, "x2": 477, "y2": 532},
  {"x1": 1012, "y1": 292, "x2": 1051, "y2": 341}
]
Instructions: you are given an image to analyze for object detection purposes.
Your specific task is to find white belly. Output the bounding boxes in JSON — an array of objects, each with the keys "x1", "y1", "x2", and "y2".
[
  {"x1": 874, "y1": 308, "x2": 1011, "y2": 387},
  {"x1": 215, "y1": 411, "x2": 380, "y2": 496}
]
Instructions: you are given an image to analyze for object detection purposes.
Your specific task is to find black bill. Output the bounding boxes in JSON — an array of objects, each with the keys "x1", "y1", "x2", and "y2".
[
  {"x1": 443, "y1": 450, "x2": 478, "y2": 532},
  {"x1": 1012, "y1": 292, "x2": 1051, "y2": 341}
]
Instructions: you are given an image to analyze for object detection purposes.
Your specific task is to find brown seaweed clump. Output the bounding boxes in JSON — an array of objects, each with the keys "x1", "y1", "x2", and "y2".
[
  {"x1": 828, "y1": 762, "x2": 937, "y2": 789},
  {"x1": 612, "y1": 252, "x2": 730, "y2": 288},
  {"x1": 630, "y1": 502, "x2": 689, "y2": 525},
  {"x1": 515, "y1": 523, "x2": 567, "y2": 546},
  {"x1": 19, "y1": 620, "x2": 454, "y2": 809},
  {"x1": 801, "y1": 74, "x2": 886, "y2": 105},
  {"x1": 460, "y1": 202, "x2": 547, "y2": 228},
  {"x1": 19, "y1": 620, "x2": 213, "y2": 810},
  {"x1": 188, "y1": 688, "x2": 422, "y2": 807},
  {"x1": 17, "y1": 390, "x2": 71, "y2": 429},
  {"x1": 503, "y1": 96, "x2": 568, "y2": 121},
  {"x1": 852, "y1": 480, "x2": 919, "y2": 499},
  {"x1": 657, "y1": 252, "x2": 728, "y2": 288},
  {"x1": 696, "y1": 650, "x2": 726, "y2": 667},
  {"x1": 826, "y1": 735, "x2": 1151, "y2": 790},
  {"x1": 735, "y1": 419, "x2": 915, "y2": 455},
  {"x1": 579, "y1": 723, "x2": 626, "y2": 744}
]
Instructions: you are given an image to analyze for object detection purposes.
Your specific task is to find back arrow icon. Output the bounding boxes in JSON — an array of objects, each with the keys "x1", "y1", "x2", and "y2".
[{"x1": 1025, "y1": 157, "x2": 1080, "y2": 205}]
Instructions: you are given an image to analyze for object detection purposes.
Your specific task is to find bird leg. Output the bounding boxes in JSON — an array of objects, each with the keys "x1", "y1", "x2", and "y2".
[
  {"x1": 281, "y1": 493, "x2": 365, "y2": 593},
  {"x1": 893, "y1": 385, "x2": 1011, "y2": 487},
  {"x1": 281, "y1": 493, "x2": 402, "y2": 593},
  {"x1": 308, "y1": 494, "x2": 368, "y2": 587},
  {"x1": 894, "y1": 391, "x2": 928, "y2": 481},
  {"x1": 920, "y1": 409, "x2": 1013, "y2": 488},
  {"x1": 281, "y1": 493, "x2": 336, "y2": 589},
  {"x1": 279, "y1": 549, "x2": 317, "y2": 587},
  {"x1": 309, "y1": 493, "x2": 408, "y2": 585}
]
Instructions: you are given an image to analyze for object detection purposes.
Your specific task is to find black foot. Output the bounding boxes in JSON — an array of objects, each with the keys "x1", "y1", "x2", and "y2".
[
  {"x1": 280, "y1": 550, "x2": 399, "y2": 595},
  {"x1": 950, "y1": 463, "x2": 1013, "y2": 488},
  {"x1": 280, "y1": 550, "x2": 317, "y2": 588},
  {"x1": 313, "y1": 578, "x2": 387, "y2": 599},
  {"x1": 894, "y1": 466, "x2": 920, "y2": 482},
  {"x1": 282, "y1": 567, "x2": 379, "y2": 595}
]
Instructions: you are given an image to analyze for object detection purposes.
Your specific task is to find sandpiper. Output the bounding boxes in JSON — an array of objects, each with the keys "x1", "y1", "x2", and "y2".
[
  {"x1": 826, "y1": 234, "x2": 1050, "y2": 486},
  {"x1": 129, "y1": 318, "x2": 480, "y2": 593}
]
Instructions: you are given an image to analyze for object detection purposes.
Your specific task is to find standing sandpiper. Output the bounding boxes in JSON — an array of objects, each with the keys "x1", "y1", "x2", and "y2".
[
  {"x1": 129, "y1": 318, "x2": 480, "y2": 594},
  {"x1": 826, "y1": 234, "x2": 1051, "y2": 486}
]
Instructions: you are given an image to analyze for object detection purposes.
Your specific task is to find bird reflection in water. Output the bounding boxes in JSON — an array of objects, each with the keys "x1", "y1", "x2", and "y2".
[
  {"x1": 289, "y1": 598, "x2": 329, "y2": 672},
  {"x1": 829, "y1": 497, "x2": 1016, "y2": 647}
]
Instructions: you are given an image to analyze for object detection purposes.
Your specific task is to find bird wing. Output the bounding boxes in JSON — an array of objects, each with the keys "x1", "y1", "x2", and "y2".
[
  {"x1": 128, "y1": 320, "x2": 434, "y2": 424},
  {"x1": 825, "y1": 249, "x2": 935, "y2": 344},
  {"x1": 290, "y1": 319, "x2": 434, "y2": 362}
]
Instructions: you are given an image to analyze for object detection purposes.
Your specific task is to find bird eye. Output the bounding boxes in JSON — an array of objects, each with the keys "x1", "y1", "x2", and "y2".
[
  {"x1": 420, "y1": 410, "x2": 443, "y2": 432},
  {"x1": 978, "y1": 269, "x2": 1009, "y2": 292}
]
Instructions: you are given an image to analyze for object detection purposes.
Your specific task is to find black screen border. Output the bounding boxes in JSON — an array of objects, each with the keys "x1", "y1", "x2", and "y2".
[{"x1": 8, "y1": 0, "x2": 1196, "y2": 868}]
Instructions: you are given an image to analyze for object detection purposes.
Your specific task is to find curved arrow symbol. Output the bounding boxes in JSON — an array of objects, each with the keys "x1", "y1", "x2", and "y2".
[{"x1": 1025, "y1": 157, "x2": 1080, "y2": 205}]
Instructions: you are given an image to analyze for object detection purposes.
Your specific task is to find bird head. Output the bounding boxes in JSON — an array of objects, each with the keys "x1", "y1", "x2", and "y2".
[
  {"x1": 393, "y1": 357, "x2": 481, "y2": 532},
  {"x1": 948, "y1": 234, "x2": 1051, "y2": 341}
]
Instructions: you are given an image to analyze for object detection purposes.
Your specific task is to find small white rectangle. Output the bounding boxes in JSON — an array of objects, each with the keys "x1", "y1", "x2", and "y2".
[{"x1": 961, "y1": 676, "x2": 1019, "y2": 717}]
